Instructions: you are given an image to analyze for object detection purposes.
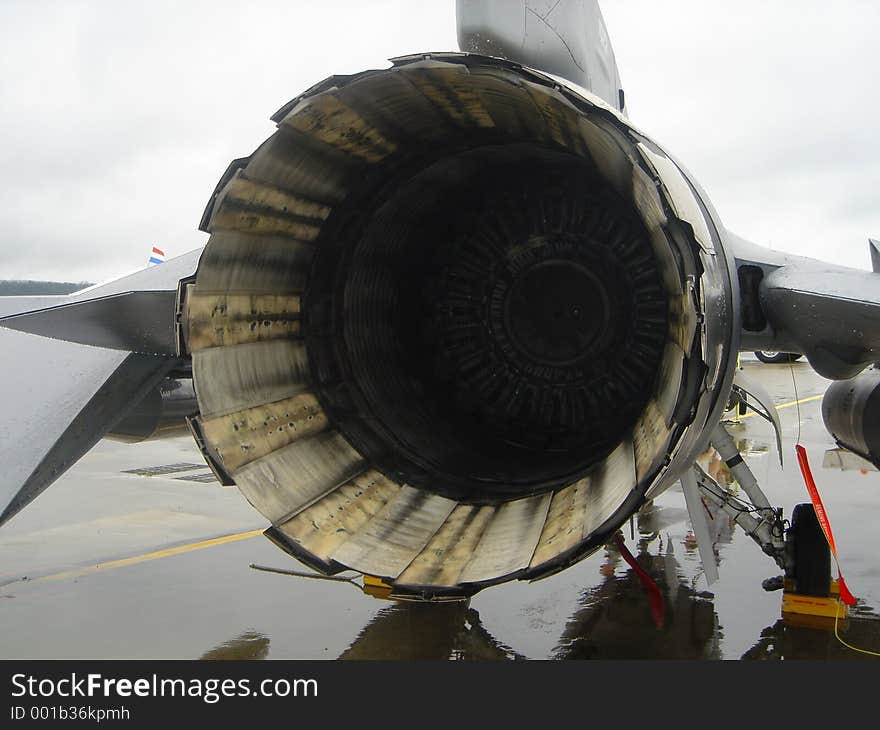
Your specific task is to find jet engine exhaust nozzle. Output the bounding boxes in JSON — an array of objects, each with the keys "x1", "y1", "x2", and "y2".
[{"x1": 185, "y1": 54, "x2": 730, "y2": 598}]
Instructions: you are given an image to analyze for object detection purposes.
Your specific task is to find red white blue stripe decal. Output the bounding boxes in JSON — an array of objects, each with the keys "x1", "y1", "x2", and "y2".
[{"x1": 148, "y1": 246, "x2": 165, "y2": 265}]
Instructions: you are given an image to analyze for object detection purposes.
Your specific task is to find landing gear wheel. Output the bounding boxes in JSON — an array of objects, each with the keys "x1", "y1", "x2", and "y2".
[
  {"x1": 755, "y1": 351, "x2": 802, "y2": 364},
  {"x1": 786, "y1": 503, "x2": 831, "y2": 596}
]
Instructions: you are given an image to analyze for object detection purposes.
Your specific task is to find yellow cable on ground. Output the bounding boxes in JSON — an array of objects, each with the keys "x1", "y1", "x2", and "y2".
[{"x1": 834, "y1": 601, "x2": 880, "y2": 657}]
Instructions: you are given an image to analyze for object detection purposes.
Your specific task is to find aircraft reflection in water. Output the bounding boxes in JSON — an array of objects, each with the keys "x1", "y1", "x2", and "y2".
[
  {"x1": 553, "y1": 539, "x2": 720, "y2": 659},
  {"x1": 332, "y1": 504, "x2": 725, "y2": 660},
  {"x1": 340, "y1": 603, "x2": 523, "y2": 660},
  {"x1": 200, "y1": 631, "x2": 271, "y2": 661},
  {"x1": 553, "y1": 498, "x2": 729, "y2": 660},
  {"x1": 196, "y1": 569, "x2": 877, "y2": 660},
  {"x1": 336, "y1": 503, "x2": 877, "y2": 661},
  {"x1": 195, "y1": 470, "x2": 876, "y2": 660},
  {"x1": 742, "y1": 619, "x2": 880, "y2": 661}
]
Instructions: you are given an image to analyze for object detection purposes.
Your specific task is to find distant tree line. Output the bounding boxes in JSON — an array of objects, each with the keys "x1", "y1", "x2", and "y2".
[{"x1": 0, "y1": 280, "x2": 94, "y2": 295}]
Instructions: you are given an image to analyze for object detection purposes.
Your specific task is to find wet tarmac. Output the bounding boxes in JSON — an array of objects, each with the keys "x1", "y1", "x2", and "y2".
[{"x1": 1, "y1": 356, "x2": 879, "y2": 660}]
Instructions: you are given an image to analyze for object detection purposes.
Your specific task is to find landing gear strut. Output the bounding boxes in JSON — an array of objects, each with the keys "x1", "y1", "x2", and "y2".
[
  {"x1": 687, "y1": 425, "x2": 788, "y2": 571},
  {"x1": 688, "y1": 426, "x2": 841, "y2": 622}
]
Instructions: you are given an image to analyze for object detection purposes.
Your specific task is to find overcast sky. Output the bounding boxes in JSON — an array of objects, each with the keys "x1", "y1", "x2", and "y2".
[{"x1": 1, "y1": 0, "x2": 878, "y2": 281}]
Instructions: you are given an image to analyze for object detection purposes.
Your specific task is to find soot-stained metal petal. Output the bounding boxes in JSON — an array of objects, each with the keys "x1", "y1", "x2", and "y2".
[
  {"x1": 206, "y1": 169, "x2": 330, "y2": 241},
  {"x1": 655, "y1": 342, "x2": 686, "y2": 422},
  {"x1": 581, "y1": 439, "x2": 637, "y2": 538},
  {"x1": 634, "y1": 401, "x2": 673, "y2": 483},
  {"x1": 528, "y1": 479, "x2": 592, "y2": 570},
  {"x1": 457, "y1": 493, "x2": 552, "y2": 584},
  {"x1": 185, "y1": 290, "x2": 302, "y2": 351},
  {"x1": 397, "y1": 62, "x2": 495, "y2": 129},
  {"x1": 274, "y1": 470, "x2": 402, "y2": 565},
  {"x1": 329, "y1": 487, "x2": 457, "y2": 579},
  {"x1": 280, "y1": 93, "x2": 397, "y2": 162},
  {"x1": 222, "y1": 171, "x2": 332, "y2": 222},
  {"x1": 233, "y1": 430, "x2": 366, "y2": 524},
  {"x1": 192, "y1": 340, "x2": 311, "y2": 419},
  {"x1": 242, "y1": 129, "x2": 355, "y2": 207},
  {"x1": 197, "y1": 392, "x2": 328, "y2": 473},
  {"x1": 396, "y1": 504, "x2": 497, "y2": 588},
  {"x1": 192, "y1": 232, "x2": 316, "y2": 293}
]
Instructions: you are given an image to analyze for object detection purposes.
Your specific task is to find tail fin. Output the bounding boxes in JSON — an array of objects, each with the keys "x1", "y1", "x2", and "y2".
[{"x1": 456, "y1": 0, "x2": 625, "y2": 112}]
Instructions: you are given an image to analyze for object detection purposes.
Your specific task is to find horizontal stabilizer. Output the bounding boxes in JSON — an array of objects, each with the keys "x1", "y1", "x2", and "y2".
[
  {"x1": 0, "y1": 328, "x2": 176, "y2": 526},
  {"x1": 0, "y1": 291, "x2": 177, "y2": 354}
]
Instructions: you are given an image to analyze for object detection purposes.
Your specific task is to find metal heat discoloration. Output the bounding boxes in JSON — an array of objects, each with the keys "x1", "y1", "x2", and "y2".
[
  {"x1": 208, "y1": 200, "x2": 324, "y2": 240},
  {"x1": 397, "y1": 503, "x2": 497, "y2": 587},
  {"x1": 633, "y1": 401, "x2": 672, "y2": 483},
  {"x1": 198, "y1": 392, "x2": 328, "y2": 473},
  {"x1": 222, "y1": 172, "x2": 331, "y2": 223},
  {"x1": 276, "y1": 470, "x2": 401, "y2": 563},
  {"x1": 529, "y1": 478, "x2": 591, "y2": 569},
  {"x1": 457, "y1": 493, "x2": 552, "y2": 584},
  {"x1": 581, "y1": 439, "x2": 637, "y2": 538},
  {"x1": 186, "y1": 291, "x2": 301, "y2": 351},
  {"x1": 194, "y1": 232, "x2": 316, "y2": 293},
  {"x1": 329, "y1": 487, "x2": 457, "y2": 579},
  {"x1": 521, "y1": 82, "x2": 588, "y2": 155},
  {"x1": 655, "y1": 342, "x2": 686, "y2": 422},
  {"x1": 281, "y1": 93, "x2": 397, "y2": 162},
  {"x1": 668, "y1": 292, "x2": 699, "y2": 354},
  {"x1": 399, "y1": 63, "x2": 495, "y2": 129},
  {"x1": 192, "y1": 340, "x2": 311, "y2": 419},
  {"x1": 233, "y1": 431, "x2": 366, "y2": 524}
]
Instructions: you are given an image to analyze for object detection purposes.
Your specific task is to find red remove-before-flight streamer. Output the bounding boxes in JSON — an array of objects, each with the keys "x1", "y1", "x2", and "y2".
[{"x1": 795, "y1": 445, "x2": 857, "y2": 606}]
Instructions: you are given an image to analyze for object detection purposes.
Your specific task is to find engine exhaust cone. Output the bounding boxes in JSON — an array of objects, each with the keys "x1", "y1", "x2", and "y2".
[
  {"x1": 186, "y1": 54, "x2": 721, "y2": 598},
  {"x1": 307, "y1": 147, "x2": 667, "y2": 503}
]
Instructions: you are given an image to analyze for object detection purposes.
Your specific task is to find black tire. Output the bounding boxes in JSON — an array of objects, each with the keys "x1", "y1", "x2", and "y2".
[
  {"x1": 788, "y1": 503, "x2": 831, "y2": 596},
  {"x1": 755, "y1": 351, "x2": 801, "y2": 364}
]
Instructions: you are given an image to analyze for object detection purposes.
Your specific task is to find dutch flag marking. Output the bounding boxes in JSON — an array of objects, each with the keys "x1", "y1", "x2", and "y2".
[{"x1": 148, "y1": 246, "x2": 166, "y2": 266}]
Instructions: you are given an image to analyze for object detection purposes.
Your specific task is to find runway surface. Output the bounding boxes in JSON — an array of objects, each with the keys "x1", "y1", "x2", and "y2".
[{"x1": 2, "y1": 356, "x2": 879, "y2": 659}]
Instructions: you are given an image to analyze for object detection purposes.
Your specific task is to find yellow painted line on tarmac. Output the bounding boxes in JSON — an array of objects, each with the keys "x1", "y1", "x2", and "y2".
[
  {"x1": 776, "y1": 393, "x2": 824, "y2": 410},
  {"x1": 27, "y1": 529, "x2": 264, "y2": 584},
  {"x1": 738, "y1": 393, "x2": 823, "y2": 419}
]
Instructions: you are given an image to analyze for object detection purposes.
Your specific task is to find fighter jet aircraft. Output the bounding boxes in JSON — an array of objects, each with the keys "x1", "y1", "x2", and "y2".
[{"x1": 2, "y1": 0, "x2": 878, "y2": 602}]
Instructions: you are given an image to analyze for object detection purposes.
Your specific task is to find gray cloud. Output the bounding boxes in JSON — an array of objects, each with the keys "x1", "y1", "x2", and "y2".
[{"x1": 1, "y1": 0, "x2": 878, "y2": 280}]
